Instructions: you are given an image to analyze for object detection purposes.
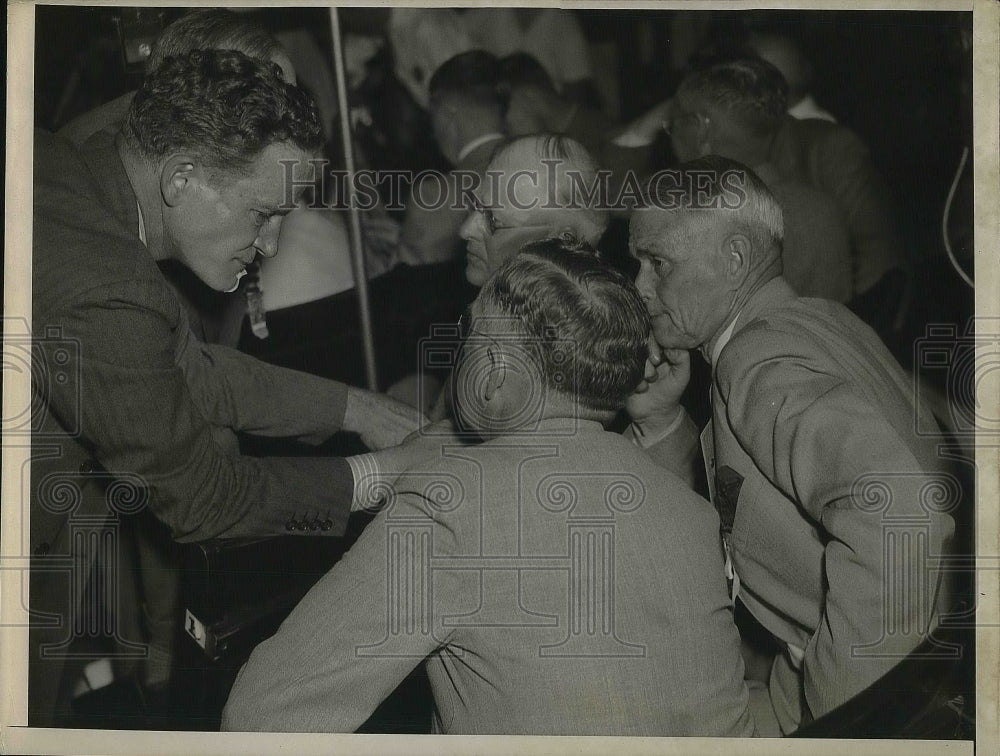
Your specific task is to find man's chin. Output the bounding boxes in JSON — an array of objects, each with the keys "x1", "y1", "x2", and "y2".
[
  {"x1": 464, "y1": 259, "x2": 487, "y2": 288},
  {"x1": 651, "y1": 320, "x2": 694, "y2": 350}
]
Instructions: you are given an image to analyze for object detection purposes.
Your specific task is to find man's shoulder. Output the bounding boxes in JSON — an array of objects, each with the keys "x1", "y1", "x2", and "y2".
[
  {"x1": 721, "y1": 298, "x2": 851, "y2": 371},
  {"x1": 33, "y1": 130, "x2": 173, "y2": 318},
  {"x1": 772, "y1": 117, "x2": 870, "y2": 176}
]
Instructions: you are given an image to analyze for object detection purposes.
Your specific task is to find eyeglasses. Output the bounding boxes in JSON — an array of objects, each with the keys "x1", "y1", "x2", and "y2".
[{"x1": 467, "y1": 194, "x2": 516, "y2": 235}]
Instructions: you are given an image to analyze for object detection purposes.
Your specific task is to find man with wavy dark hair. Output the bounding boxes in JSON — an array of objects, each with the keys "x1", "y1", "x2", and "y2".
[
  {"x1": 30, "y1": 49, "x2": 434, "y2": 726},
  {"x1": 223, "y1": 239, "x2": 756, "y2": 736}
]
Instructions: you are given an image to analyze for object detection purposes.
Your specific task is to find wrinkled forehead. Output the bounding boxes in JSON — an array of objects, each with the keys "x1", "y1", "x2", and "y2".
[{"x1": 630, "y1": 206, "x2": 692, "y2": 241}]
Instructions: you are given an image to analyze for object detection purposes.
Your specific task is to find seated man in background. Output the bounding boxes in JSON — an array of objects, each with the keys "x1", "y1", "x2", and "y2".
[
  {"x1": 222, "y1": 241, "x2": 757, "y2": 737},
  {"x1": 395, "y1": 50, "x2": 508, "y2": 268},
  {"x1": 615, "y1": 55, "x2": 908, "y2": 332},
  {"x1": 628, "y1": 156, "x2": 955, "y2": 734},
  {"x1": 31, "y1": 49, "x2": 436, "y2": 726},
  {"x1": 501, "y1": 52, "x2": 615, "y2": 161},
  {"x1": 663, "y1": 56, "x2": 852, "y2": 303},
  {"x1": 747, "y1": 32, "x2": 837, "y2": 123}
]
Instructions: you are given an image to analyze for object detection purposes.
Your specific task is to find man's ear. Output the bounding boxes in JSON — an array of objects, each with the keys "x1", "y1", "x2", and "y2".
[
  {"x1": 160, "y1": 154, "x2": 200, "y2": 208},
  {"x1": 554, "y1": 227, "x2": 582, "y2": 248},
  {"x1": 723, "y1": 233, "x2": 752, "y2": 284},
  {"x1": 482, "y1": 345, "x2": 506, "y2": 402}
]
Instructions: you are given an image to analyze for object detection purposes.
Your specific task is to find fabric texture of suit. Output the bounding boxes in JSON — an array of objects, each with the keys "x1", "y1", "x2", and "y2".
[
  {"x1": 646, "y1": 277, "x2": 954, "y2": 733},
  {"x1": 755, "y1": 162, "x2": 852, "y2": 303},
  {"x1": 222, "y1": 419, "x2": 756, "y2": 736},
  {"x1": 768, "y1": 117, "x2": 907, "y2": 297},
  {"x1": 28, "y1": 129, "x2": 357, "y2": 724}
]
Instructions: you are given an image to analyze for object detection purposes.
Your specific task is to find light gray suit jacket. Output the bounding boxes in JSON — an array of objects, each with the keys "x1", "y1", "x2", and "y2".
[{"x1": 222, "y1": 418, "x2": 756, "y2": 735}]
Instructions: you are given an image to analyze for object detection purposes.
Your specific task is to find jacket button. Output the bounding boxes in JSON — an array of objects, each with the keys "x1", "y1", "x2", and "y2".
[
  {"x1": 321, "y1": 519, "x2": 333, "y2": 531},
  {"x1": 34, "y1": 542, "x2": 51, "y2": 556},
  {"x1": 285, "y1": 519, "x2": 298, "y2": 532},
  {"x1": 79, "y1": 459, "x2": 96, "y2": 473}
]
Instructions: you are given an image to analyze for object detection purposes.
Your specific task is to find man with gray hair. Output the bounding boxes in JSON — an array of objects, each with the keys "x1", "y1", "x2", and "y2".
[{"x1": 628, "y1": 155, "x2": 954, "y2": 734}]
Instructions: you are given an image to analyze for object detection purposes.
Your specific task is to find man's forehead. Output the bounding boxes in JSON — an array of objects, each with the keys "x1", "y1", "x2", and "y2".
[
  {"x1": 631, "y1": 207, "x2": 688, "y2": 239},
  {"x1": 243, "y1": 143, "x2": 316, "y2": 201}
]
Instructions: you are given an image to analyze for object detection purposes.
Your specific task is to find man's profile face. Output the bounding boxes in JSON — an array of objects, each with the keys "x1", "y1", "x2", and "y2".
[
  {"x1": 459, "y1": 143, "x2": 587, "y2": 287},
  {"x1": 163, "y1": 141, "x2": 314, "y2": 292},
  {"x1": 630, "y1": 208, "x2": 734, "y2": 350}
]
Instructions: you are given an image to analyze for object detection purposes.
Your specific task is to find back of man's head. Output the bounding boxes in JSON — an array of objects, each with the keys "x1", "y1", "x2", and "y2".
[
  {"x1": 429, "y1": 50, "x2": 508, "y2": 114},
  {"x1": 489, "y1": 134, "x2": 609, "y2": 245},
  {"x1": 680, "y1": 56, "x2": 789, "y2": 140},
  {"x1": 481, "y1": 238, "x2": 649, "y2": 414},
  {"x1": 147, "y1": 9, "x2": 289, "y2": 78},
  {"x1": 122, "y1": 49, "x2": 322, "y2": 175}
]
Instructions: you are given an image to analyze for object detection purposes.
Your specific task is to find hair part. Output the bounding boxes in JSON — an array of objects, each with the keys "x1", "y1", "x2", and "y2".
[
  {"x1": 122, "y1": 49, "x2": 323, "y2": 174},
  {"x1": 479, "y1": 239, "x2": 650, "y2": 413},
  {"x1": 147, "y1": 9, "x2": 284, "y2": 74}
]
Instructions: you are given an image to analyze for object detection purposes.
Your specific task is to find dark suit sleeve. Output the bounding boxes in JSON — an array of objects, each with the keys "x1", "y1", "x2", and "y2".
[
  {"x1": 221, "y1": 467, "x2": 466, "y2": 732},
  {"x1": 176, "y1": 326, "x2": 349, "y2": 445},
  {"x1": 49, "y1": 281, "x2": 354, "y2": 541},
  {"x1": 716, "y1": 325, "x2": 953, "y2": 720}
]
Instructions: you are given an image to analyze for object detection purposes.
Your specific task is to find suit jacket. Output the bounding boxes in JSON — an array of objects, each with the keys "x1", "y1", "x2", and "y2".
[
  {"x1": 755, "y1": 162, "x2": 852, "y2": 303},
  {"x1": 769, "y1": 117, "x2": 907, "y2": 296},
  {"x1": 28, "y1": 130, "x2": 356, "y2": 723},
  {"x1": 222, "y1": 419, "x2": 756, "y2": 736},
  {"x1": 646, "y1": 277, "x2": 953, "y2": 733}
]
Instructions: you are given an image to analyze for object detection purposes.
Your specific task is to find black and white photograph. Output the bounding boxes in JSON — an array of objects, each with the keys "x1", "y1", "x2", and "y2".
[{"x1": 2, "y1": 2, "x2": 997, "y2": 754}]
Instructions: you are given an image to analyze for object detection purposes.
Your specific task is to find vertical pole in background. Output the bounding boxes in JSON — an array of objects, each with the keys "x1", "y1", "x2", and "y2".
[{"x1": 329, "y1": 6, "x2": 379, "y2": 391}]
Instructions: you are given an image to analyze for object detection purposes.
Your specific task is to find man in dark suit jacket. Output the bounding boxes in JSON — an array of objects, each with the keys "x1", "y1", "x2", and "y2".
[
  {"x1": 628, "y1": 156, "x2": 954, "y2": 734},
  {"x1": 222, "y1": 241, "x2": 757, "y2": 736},
  {"x1": 29, "y1": 49, "x2": 436, "y2": 725}
]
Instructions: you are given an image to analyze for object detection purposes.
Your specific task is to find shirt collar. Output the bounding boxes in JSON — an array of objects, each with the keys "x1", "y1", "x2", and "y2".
[
  {"x1": 457, "y1": 132, "x2": 504, "y2": 163},
  {"x1": 710, "y1": 311, "x2": 741, "y2": 370}
]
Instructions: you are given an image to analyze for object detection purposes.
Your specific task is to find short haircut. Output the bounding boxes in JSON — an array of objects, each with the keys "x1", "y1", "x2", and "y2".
[
  {"x1": 480, "y1": 238, "x2": 649, "y2": 413},
  {"x1": 500, "y1": 53, "x2": 556, "y2": 93},
  {"x1": 679, "y1": 56, "x2": 789, "y2": 138},
  {"x1": 489, "y1": 134, "x2": 609, "y2": 244},
  {"x1": 147, "y1": 9, "x2": 284, "y2": 73},
  {"x1": 428, "y1": 50, "x2": 509, "y2": 112},
  {"x1": 122, "y1": 49, "x2": 323, "y2": 174},
  {"x1": 645, "y1": 154, "x2": 784, "y2": 261}
]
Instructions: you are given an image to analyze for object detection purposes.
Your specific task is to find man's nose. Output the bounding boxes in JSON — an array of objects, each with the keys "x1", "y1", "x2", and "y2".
[
  {"x1": 255, "y1": 215, "x2": 282, "y2": 258},
  {"x1": 634, "y1": 260, "x2": 655, "y2": 299},
  {"x1": 459, "y1": 208, "x2": 485, "y2": 241}
]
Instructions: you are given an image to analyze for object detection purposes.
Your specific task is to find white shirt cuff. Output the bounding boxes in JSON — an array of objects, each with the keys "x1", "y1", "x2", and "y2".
[{"x1": 346, "y1": 453, "x2": 387, "y2": 512}]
